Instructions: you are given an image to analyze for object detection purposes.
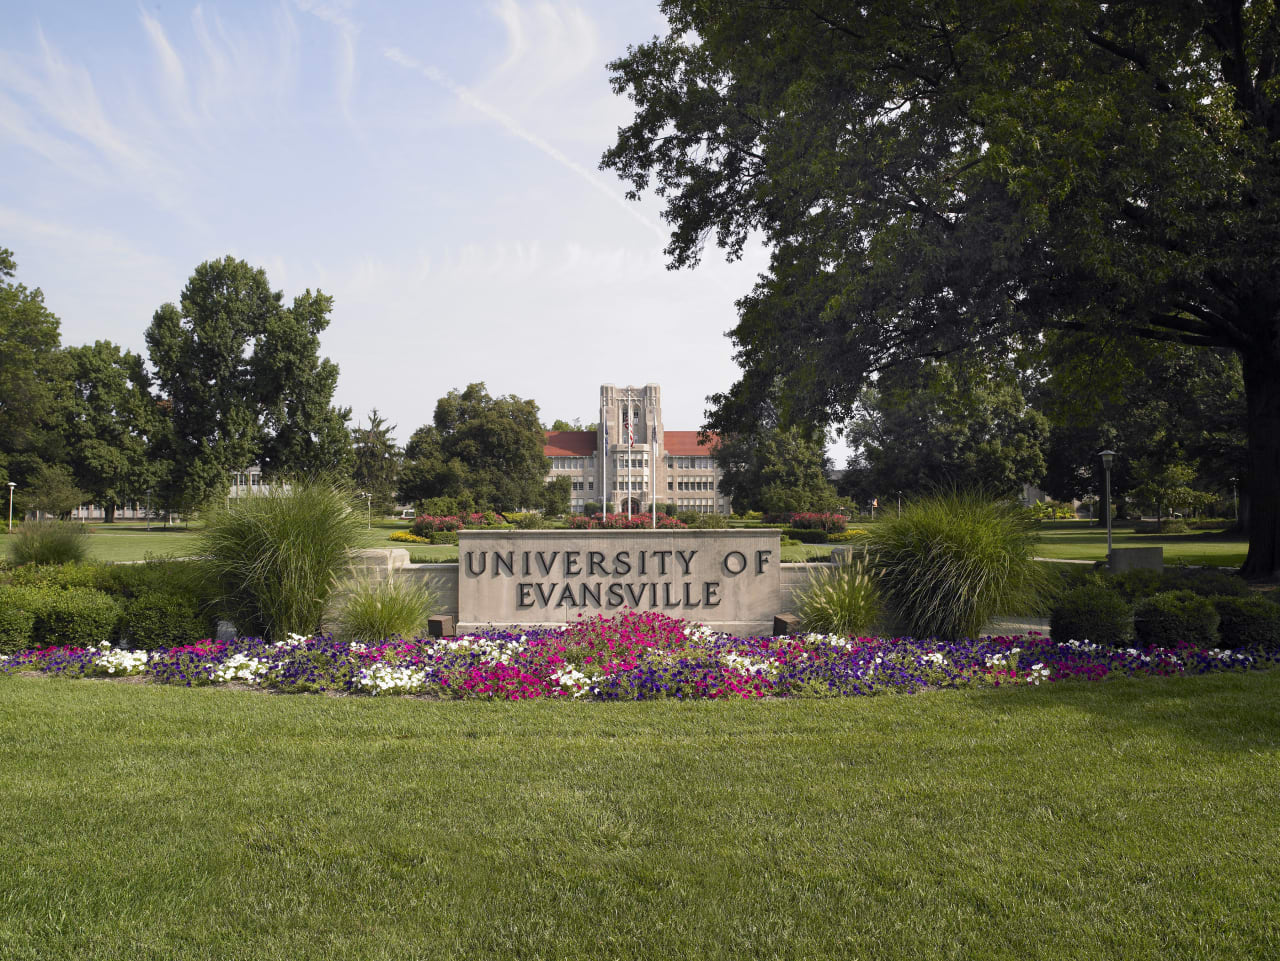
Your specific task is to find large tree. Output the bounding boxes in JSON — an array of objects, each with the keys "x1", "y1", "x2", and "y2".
[
  {"x1": 842, "y1": 355, "x2": 1048, "y2": 502},
  {"x1": 0, "y1": 247, "x2": 68, "y2": 489},
  {"x1": 399, "y1": 383, "x2": 549, "y2": 512},
  {"x1": 146, "y1": 257, "x2": 351, "y2": 509},
  {"x1": 61, "y1": 341, "x2": 163, "y2": 522},
  {"x1": 351, "y1": 409, "x2": 401, "y2": 515},
  {"x1": 715, "y1": 424, "x2": 839, "y2": 514},
  {"x1": 604, "y1": 0, "x2": 1280, "y2": 576}
]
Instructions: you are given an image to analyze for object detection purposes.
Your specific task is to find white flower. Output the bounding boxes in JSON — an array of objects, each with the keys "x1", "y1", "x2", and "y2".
[
  {"x1": 356, "y1": 662, "x2": 430, "y2": 694},
  {"x1": 94, "y1": 648, "x2": 149, "y2": 675}
]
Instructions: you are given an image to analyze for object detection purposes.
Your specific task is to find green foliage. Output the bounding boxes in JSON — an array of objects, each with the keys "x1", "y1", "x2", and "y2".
[
  {"x1": 429, "y1": 531, "x2": 459, "y2": 546},
  {"x1": 689, "y1": 513, "x2": 730, "y2": 530},
  {"x1": 1050, "y1": 584, "x2": 1133, "y2": 647},
  {"x1": 61, "y1": 341, "x2": 161, "y2": 521},
  {"x1": 541, "y1": 476, "x2": 571, "y2": 517},
  {"x1": 716, "y1": 425, "x2": 837, "y2": 515},
  {"x1": 842, "y1": 355, "x2": 1049, "y2": 502},
  {"x1": 6, "y1": 560, "x2": 111, "y2": 590},
  {"x1": 604, "y1": 2, "x2": 1280, "y2": 576},
  {"x1": 351, "y1": 409, "x2": 401, "y2": 515},
  {"x1": 146, "y1": 256, "x2": 352, "y2": 511},
  {"x1": 0, "y1": 247, "x2": 67, "y2": 494},
  {"x1": 7, "y1": 521, "x2": 89, "y2": 566},
  {"x1": 1212, "y1": 596, "x2": 1280, "y2": 651},
  {"x1": 398, "y1": 383, "x2": 548, "y2": 512},
  {"x1": 1133, "y1": 591, "x2": 1219, "y2": 649},
  {"x1": 1108, "y1": 567, "x2": 1250, "y2": 602},
  {"x1": 783, "y1": 528, "x2": 829, "y2": 544},
  {"x1": 27, "y1": 464, "x2": 87, "y2": 518},
  {"x1": 0, "y1": 602, "x2": 36, "y2": 654},
  {"x1": 334, "y1": 576, "x2": 439, "y2": 643},
  {"x1": 199, "y1": 479, "x2": 364, "y2": 641},
  {"x1": 0, "y1": 585, "x2": 121, "y2": 647},
  {"x1": 122, "y1": 593, "x2": 212, "y2": 650},
  {"x1": 795, "y1": 549, "x2": 881, "y2": 637},
  {"x1": 869, "y1": 491, "x2": 1046, "y2": 641}
]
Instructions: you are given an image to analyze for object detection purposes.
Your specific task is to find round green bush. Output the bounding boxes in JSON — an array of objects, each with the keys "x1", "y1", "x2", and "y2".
[
  {"x1": 0, "y1": 600, "x2": 37, "y2": 654},
  {"x1": 35, "y1": 587, "x2": 121, "y2": 647},
  {"x1": 1106, "y1": 569, "x2": 1167, "y2": 602},
  {"x1": 1050, "y1": 583, "x2": 1132, "y2": 646},
  {"x1": 122, "y1": 592, "x2": 213, "y2": 649},
  {"x1": 1133, "y1": 590, "x2": 1219, "y2": 648},
  {"x1": 7, "y1": 561, "x2": 114, "y2": 591},
  {"x1": 868, "y1": 490, "x2": 1047, "y2": 641},
  {"x1": 429, "y1": 530, "x2": 459, "y2": 546},
  {"x1": 1161, "y1": 568, "x2": 1251, "y2": 598},
  {"x1": 1212, "y1": 595, "x2": 1280, "y2": 650}
]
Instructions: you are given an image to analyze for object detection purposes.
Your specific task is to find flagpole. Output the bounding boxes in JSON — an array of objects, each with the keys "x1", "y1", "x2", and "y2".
[
  {"x1": 626, "y1": 388, "x2": 633, "y2": 521},
  {"x1": 601, "y1": 414, "x2": 607, "y2": 518},
  {"x1": 651, "y1": 408, "x2": 656, "y2": 528}
]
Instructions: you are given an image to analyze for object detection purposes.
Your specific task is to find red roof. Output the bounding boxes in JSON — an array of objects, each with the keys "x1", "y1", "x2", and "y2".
[
  {"x1": 544, "y1": 431, "x2": 598, "y2": 456},
  {"x1": 663, "y1": 431, "x2": 719, "y2": 455}
]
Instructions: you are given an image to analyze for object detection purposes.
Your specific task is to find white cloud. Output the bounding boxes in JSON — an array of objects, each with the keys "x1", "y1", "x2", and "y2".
[{"x1": 140, "y1": 7, "x2": 195, "y2": 126}]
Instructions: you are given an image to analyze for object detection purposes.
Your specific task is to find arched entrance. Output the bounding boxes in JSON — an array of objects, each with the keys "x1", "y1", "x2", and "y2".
[{"x1": 623, "y1": 497, "x2": 642, "y2": 515}]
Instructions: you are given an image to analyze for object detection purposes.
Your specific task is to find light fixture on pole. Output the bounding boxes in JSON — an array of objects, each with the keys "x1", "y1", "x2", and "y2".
[
  {"x1": 7, "y1": 481, "x2": 15, "y2": 533},
  {"x1": 357, "y1": 491, "x2": 372, "y2": 530},
  {"x1": 1099, "y1": 450, "x2": 1116, "y2": 558}
]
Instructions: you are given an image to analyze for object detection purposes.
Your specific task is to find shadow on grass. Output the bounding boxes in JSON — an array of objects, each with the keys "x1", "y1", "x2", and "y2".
[{"x1": 967, "y1": 667, "x2": 1280, "y2": 753}]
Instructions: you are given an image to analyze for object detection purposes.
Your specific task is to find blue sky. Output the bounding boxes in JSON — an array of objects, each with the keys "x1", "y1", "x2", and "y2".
[{"x1": 0, "y1": 1, "x2": 830, "y2": 456}]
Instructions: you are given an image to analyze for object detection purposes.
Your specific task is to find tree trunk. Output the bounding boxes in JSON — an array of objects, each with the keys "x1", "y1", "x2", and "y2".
[
  {"x1": 104, "y1": 503, "x2": 116, "y2": 524},
  {"x1": 1241, "y1": 345, "x2": 1280, "y2": 578}
]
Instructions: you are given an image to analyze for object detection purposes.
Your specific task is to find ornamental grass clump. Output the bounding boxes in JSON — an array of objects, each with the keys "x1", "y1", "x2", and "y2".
[
  {"x1": 335, "y1": 576, "x2": 439, "y2": 643},
  {"x1": 795, "y1": 548, "x2": 881, "y2": 636},
  {"x1": 200, "y1": 479, "x2": 364, "y2": 641},
  {"x1": 7, "y1": 520, "x2": 90, "y2": 566},
  {"x1": 868, "y1": 490, "x2": 1047, "y2": 641}
]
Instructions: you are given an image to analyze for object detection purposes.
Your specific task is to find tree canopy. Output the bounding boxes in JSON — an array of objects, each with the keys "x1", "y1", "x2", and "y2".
[
  {"x1": 714, "y1": 424, "x2": 839, "y2": 515},
  {"x1": 146, "y1": 257, "x2": 351, "y2": 510},
  {"x1": 841, "y1": 355, "x2": 1048, "y2": 502},
  {"x1": 399, "y1": 383, "x2": 550, "y2": 512},
  {"x1": 604, "y1": 0, "x2": 1280, "y2": 575},
  {"x1": 351, "y1": 409, "x2": 401, "y2": 515}
]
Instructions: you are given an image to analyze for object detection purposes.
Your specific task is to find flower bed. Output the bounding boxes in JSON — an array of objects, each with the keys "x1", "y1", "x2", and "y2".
[{"x1": 2, "y1": 613, "x2": 1275, "y2": 700}]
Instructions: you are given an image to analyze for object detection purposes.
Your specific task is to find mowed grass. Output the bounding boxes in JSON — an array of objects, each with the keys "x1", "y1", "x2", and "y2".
[
  {"x1": 1034, "y1": 525, "x2": 1246, "y2": 567},
  {"x1": 1, "y1": 672, "x2": 1278, "y2": 960}
]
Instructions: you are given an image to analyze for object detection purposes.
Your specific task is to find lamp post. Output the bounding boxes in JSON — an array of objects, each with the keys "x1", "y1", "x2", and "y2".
[
  {"x1": 897, "y1": 490, "x2": 902, "y2": 518},
  {"x1": 145, "y1": 489, "x2": 154, "y2": 531},
  {"x1": 7, "y1": 481, "x2": 15, "y2": 532},
  {"x1": 357, "y1": 491, "x2": 372, "y2": 530},
  {"x1": 1099, "y1": 450, "x2": 1116, "y2": 559}
]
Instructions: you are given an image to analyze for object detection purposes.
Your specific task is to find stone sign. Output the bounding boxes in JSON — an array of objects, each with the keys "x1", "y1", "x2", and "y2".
[{"x1": 457, "y1": 529, "x2": 782, "y2": 635}]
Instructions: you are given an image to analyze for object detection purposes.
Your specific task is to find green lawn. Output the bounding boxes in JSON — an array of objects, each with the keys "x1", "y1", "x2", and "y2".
[
  {"x1": 1, "y1": 671, "x2": 1277, "y2": 960},
  {"x1": 79, "y1": 524, "x2": 202, "y2": 563},
  {"x1": 1034, "y1": 525, "x2": 1246, "y2": 567}
]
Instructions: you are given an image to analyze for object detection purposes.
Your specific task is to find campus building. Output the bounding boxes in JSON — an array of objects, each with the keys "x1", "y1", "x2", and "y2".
[{"x1": 544, "y1": 384, "x2": 729, "y2": 515}]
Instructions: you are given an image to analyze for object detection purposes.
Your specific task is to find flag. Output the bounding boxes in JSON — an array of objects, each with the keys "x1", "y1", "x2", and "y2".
[
  {"x1": 626, "y1": 410, "x2": 634, "y2": 446},
  {"x1": 873, "y1": 498, "x2": 879, "y2": 507}
]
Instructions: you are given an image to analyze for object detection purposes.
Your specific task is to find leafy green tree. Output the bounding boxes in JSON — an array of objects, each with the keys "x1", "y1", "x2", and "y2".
[
  {"x1": 146, "y1": 257, "x2": 351, "y2": 510},
  {"x1": 842, "y1": 356, "x2": 1048, "y2": 503},
  {"x1": 399, "y1": 384, "x2": 549, "y2": 512},
  {"x1": 1130, "y1": 459, "x2": 1216, "y2": 526},
  {"x1": 715, "y1": 425, "x2": 837, "y2": 514},
  {"x1": 61, "y1": 341, "x2": 162, "y2": 522},
  {"x1": 0, "y1": 247, "x2": 68, "y2": 489},
  {"x1": 603, "y1": 0, "x2": 1280, "y2": 575},
  {"x1": 352, "y1": 409, "x2": 401, "y2": 515},
  {"x1": 28, "y1": 463, "x2": 86, "y2": 518},
  {"x1": 541, "y1": 476, "x2": 571, "y2": 516}
]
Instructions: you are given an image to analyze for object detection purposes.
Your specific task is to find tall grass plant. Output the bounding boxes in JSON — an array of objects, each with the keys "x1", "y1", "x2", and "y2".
[
  {"x1": 200, "y1": 479, "x2": 364, "y2": 641},
  {"x1": 869, "y1": 490, "x2": 1047, "y2": 640},
  {"x1": 6, "y1": 520, "x2": 90, "y2": 566},
  {"x1": 794, "y1": 548, "x2": 881, "y2": 636},
  {"x1": 334, "y1": 576, "x2": 439, "y2": 642}
]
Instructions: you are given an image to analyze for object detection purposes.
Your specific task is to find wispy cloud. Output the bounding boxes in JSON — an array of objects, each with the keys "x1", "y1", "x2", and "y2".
[
  {"x1": 385, "y1": 46, "x2": 663, "y2": 238},
  {"x1": 292, "y1": 0, "x2": 359, "y2": 123},
  {"x1": 140, "y1": 6, "x2": 194, "y2": 126}
]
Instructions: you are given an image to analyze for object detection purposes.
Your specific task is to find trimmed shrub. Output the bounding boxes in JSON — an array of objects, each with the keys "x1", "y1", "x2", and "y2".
[
  {"x1": 1212, "y1": 595, "x2": 1280, "y2": 650},
  {"x1": 429, "y1": 530, "x2": 459, "y2": 546},
  {"x1": 1133, "y1": 590, "x2": 1219, "y2": 648},
  {"x1": 35, "y1": 587, "x2": 121, "y2": 647},
  {"x1": 389, "y1": 531, "x2": 432, "y2": 543},
  {"x1": 690, "y1": 513, "x2": 730, "y2": 529},
  {"x1": 1107, "y1": 569, "x2": 1167, "y2": 602},
  {"x1": 868, "y1": 490, "x2": 1047, "y2": 641},
  {"x1": 335, "y1": 576, "x2": 440, "y2": 643},
  {"x1": 200, "y1": 479, "x2": 365, "y2": 641},
  {"x1": 1132, "y1": 519, "x2": 1189, "y2": 534},
  {"x1": 794, "y1": 549, "x2": 881, "y2": 636},
  {"x1": 1050, "y1": 584, "x2": 1132, "y2": 647},
  {"x1": 828, "y1": 529, "x2": 869, "y2": 544},
  {"x1": 7, "y1": 521, "x2": 90, "y2": 566},
  {"x1": 783, "y1": 528, "x2": 829, "y2": 544},
  {"x1": 107, "y1": 559, "x2": 214, "y2": 602},
  {"x1": 121, "y1": 592, "x2": 212, "y2": 649},
  {"x1": 0, "y1": 601, "x2": 37, "y2": 654},
  {"x1": 789, "y1": 512, "x2": 849, "y2": 533},
  {"x1": 7, "y1": 561, "x2": 114, "y2": 591},
  {"x1": 1162, "y1": 568, "x2": 1251, "y2": 598}
]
